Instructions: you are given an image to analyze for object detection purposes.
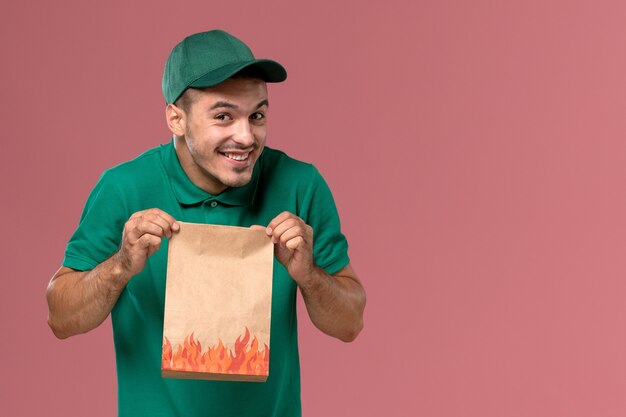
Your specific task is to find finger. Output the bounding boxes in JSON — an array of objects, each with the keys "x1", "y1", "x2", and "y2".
[
  {"x1": 141, "y1": 220, "x2": 171, "y2": 239},
  {"x1": 249, "y1": 225, "x2": 266, "y2": 231},
  {"x1": 144, "y1": 209, "x2": 180, "y2": 237},
  {"x1": 130, "y1": 210, "x2": 178, "y2": 238},
  {"x1": 146, "y1": 208, "x2": 179, "y2": 233},
  {"x1": 266, "y1": 211, "x2": 297, "y2": 235},
  {"x1": 269, "y1": 217, "x2": 302, "y2": 244},
  {"x1": 125, "y1": 218, "x2": 165, "y2": 242},
  {"x1": 277, "y1": 224, "x2": 310, "y2": 249},
  {"x1": 147, "y1": 242, "x2": 161, "y2": 257},
  {"x1": 137, "y1": 233, "x2": 162, "y2": 252},
  {"x1": 284, "y1": 235, "x2": 306, "y2": 251}
]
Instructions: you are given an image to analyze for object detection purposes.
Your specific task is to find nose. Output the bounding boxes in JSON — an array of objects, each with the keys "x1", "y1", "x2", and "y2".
[{"x1": 232, "y1": 119, "x2": 254, "y2": 147}]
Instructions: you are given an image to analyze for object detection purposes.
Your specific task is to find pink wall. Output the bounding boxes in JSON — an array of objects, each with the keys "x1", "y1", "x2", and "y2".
[{"x1": 3, "y1": 0, "x2": 626, "y2": 416}]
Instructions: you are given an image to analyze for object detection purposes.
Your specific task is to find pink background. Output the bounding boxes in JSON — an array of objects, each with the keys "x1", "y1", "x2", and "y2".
[{"x1": 2, "y1": 1, "x2": 626, "y2": 416}]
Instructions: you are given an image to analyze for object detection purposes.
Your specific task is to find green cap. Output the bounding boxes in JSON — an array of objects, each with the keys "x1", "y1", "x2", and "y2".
[{"x1": 162, "y1": 30, "x2": 287, "y2": 104}]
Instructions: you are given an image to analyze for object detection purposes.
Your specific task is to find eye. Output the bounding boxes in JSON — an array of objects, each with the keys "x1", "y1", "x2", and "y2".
[
  {"x1": 215, "y1": 113, "x2": 232, "y2": 121},
  {"x1": 250, "y1": 112, "x2": 265, "y2": 121}
]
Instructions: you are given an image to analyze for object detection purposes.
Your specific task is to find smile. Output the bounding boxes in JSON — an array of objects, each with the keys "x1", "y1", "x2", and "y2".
[{"x1": 222, "y1": 152, "x2": 250, "y2": 161}]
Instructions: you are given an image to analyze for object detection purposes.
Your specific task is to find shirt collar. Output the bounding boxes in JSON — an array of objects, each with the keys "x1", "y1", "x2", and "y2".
[{"x1": 161, "y1": 139, "x2": 260, "y2": 207}]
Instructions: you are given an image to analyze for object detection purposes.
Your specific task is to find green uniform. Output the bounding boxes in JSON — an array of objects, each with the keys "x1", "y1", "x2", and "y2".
[{"x1": 63, "y1": 141, "x2": 349, "y2": 417}]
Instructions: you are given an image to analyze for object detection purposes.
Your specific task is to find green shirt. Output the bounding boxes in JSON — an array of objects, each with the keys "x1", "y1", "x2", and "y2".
[{"x1": 63, "y1": 141, "x2": 350, "y2": 417}]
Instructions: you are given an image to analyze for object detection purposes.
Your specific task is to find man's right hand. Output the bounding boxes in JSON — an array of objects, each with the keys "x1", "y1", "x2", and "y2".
[
  {"x1": 113, "y1": 209, "x2": 180, "y2": 279},
  {"x1": 46, "y1": 208, "x2": 178, "y2": 339}
]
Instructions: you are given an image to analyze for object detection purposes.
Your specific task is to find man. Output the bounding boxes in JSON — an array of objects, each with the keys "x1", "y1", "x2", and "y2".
[{"x1": 47, "y1": 30, "x2": 365, "y2": 416}]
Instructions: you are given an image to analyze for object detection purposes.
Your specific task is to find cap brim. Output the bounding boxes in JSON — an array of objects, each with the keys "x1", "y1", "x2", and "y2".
[{"x1": 188, "y1": 59, "x2": 287, "y2": 89}]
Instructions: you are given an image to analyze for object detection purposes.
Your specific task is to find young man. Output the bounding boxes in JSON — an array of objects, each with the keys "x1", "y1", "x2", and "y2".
[{"x1": 47, "y1": 30, "x2": 365, "y2": 416}]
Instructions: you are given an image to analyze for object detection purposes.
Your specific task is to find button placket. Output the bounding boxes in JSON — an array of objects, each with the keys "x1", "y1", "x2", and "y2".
[{"x1": 203, "y1": 200, "x2": 219, "y2": 223}]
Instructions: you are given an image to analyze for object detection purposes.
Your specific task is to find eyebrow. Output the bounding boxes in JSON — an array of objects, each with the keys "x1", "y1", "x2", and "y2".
[{"x1": 210, "y1": 99, "x2": 269, "y2": 111}]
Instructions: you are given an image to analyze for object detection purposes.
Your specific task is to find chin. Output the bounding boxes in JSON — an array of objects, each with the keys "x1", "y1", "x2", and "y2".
[{"x1": 222, "y1": 173, "x2": 253, "y2": 188}]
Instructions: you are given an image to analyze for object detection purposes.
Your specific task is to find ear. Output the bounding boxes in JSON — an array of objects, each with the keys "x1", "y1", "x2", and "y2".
[{"x1": 165, "y1": 103, "x2": 186, "y2": 136}]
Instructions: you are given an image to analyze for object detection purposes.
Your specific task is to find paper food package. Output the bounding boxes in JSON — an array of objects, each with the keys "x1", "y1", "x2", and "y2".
[{"x1": 162, "y1": 222, "x2": 273, "y2": 382}]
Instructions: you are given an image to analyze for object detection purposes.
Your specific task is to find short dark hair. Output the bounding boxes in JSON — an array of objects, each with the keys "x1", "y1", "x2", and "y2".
[
  {"x1": 173, "y1": 66, "x2": 266, "y2": 112},
  {"x1": 173, "y1": 89, "x2": 196, "y2": 113}
]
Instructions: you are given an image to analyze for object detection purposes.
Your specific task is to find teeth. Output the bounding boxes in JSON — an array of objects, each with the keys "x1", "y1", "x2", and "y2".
[{"x1": 224, "y1": 153, "x2": 249, "y2": 161}]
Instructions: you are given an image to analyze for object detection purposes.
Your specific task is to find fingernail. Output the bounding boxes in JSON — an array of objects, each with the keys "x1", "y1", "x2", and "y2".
[{"x1": 266, "y1": 227, "x2": 272, "y2": 235}]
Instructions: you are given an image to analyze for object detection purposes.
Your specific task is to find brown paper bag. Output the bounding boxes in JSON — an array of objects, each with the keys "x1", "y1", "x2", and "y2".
[{"x1": 161, "y1": 222, "x2": 273, "y2": 382}]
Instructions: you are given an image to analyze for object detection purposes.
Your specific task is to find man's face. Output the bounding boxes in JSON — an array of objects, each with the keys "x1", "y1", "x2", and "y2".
[{"x1": 173, "y1": 77, "x2": 269, "y2": 195}]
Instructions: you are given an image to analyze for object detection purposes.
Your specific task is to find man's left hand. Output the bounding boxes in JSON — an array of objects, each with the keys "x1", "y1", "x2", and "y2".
[
  {"x1": 265, "y1": 211, "x2": 315, "y2": 285},
  {"x1": 254, "y1": 211, "x2": 365, "y2": 342}
]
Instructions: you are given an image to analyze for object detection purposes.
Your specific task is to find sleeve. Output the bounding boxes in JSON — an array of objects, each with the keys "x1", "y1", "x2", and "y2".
[
  {"x1": 301, "y1": 165, "x2": 350, "y2": 275},
  {"x1": 63, "y1": 170, "x2": 129, "y2": 271}
]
